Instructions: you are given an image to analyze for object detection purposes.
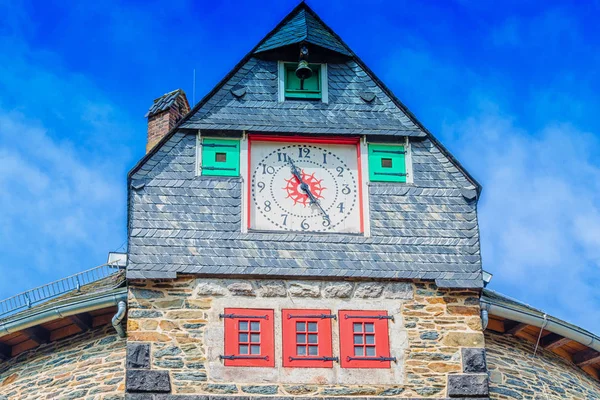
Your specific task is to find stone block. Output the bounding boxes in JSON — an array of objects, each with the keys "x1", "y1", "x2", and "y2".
[
  {"x1": 354, "y1": 282, "x2": 384, "y2": 298},
  {"x1": 288, "y1": 281, "x2": 320, "y2": 297},
  {"x1": 383, "y1": 282, "x2": 413, "y2": 299},
  {"x1": 241, "y1": 385, "x2": 279, "y2": 394},
  {"x1": 195, "y1": 281, "x2": 227, "y2": 296},
  {"x1": 257, "y1": 280, "x2": 287, "y2": 297},
  {"x1": 442, "y1": 331, "x2": 485, "y2": 347},
  {"x1": 226, "y1": 281, "x2": 256, "y2": 296},
  {"x1": 462, "y1": 348, "x2": 487, "y2": 373},
  {"x1": 126, "y1": 370, "x2": 171, "y2": 393},
  {"x1": 322, "y1": 282, "x2": 353, "y2": 298},
  {"x1": 131, "y1": 288, "x2": 165, "y2": 299},
  {"x1": 127, "y1": 343, "x2": 150, "y2": 369},
  {"x1": 448, "y1": 373, "x2": 489, "y2": 397}
]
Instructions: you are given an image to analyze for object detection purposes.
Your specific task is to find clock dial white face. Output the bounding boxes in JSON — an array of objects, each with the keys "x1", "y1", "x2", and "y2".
[{"x1": 249, "y1": 140, "x2": 362, "y2": 233}]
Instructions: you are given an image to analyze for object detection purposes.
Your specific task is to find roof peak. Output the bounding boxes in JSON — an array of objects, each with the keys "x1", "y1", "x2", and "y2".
[{"x1": 254, "y1": 2, "x2": 351, "y2": 56}]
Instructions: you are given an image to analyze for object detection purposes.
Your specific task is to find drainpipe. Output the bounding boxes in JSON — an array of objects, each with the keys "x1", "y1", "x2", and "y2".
[
  {"x1": 480, "y1": 302, "x2": 489, "y2": 330},
  {"x1": 112, "y1": 300, "x2": 127, "y2": 338}
]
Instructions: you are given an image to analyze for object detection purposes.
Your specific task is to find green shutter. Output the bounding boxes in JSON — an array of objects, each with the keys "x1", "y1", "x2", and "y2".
[
  {"x1": 368, "y1": 144, "x2": 406, "y2": 183},
  {"x1": 201, "y1": 138, "x2": 240, "y2": 177},
  {"x1": 284, "y1": 63, "x2": 321, "y2": 99}
]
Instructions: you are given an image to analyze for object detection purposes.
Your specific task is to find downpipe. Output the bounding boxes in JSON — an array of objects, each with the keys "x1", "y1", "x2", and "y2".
[{"x1": 112, "y1": 300, "x2": 127, "y2": 338}]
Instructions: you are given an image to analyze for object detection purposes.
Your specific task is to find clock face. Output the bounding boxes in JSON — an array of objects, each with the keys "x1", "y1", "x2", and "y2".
[{"x1": 249, "y1": 139, "x2": 362, "y2": 233}]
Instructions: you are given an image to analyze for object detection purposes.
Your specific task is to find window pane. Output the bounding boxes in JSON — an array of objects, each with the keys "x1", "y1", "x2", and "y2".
[
  {"x1": 296, "y1": 322, "x2": 306, "y2": 332},
  {"x1": 308, "y1": 334, "x2": 318, "y2": 344},
  {"x1": 250, "y1": 321, "x2": 260, "y2": 331},
  {"x1": 366, "y1": 346, "x2": 376, "y2": 356},
  {"x1": 308, "y1": 346, "x2": 318, "y2": 355},
  {"x1": 297, "y1": 345, "x2": 306, "y2": 355},
  {"x1": 381, "y1": 158, "x2": 393, "y2": 168},
  {"x1": 353, "y1": 334, "x2": 363, "y2": 344},
  {"x1": 239, "y1": 344, "x2": 248, "y2": 355},
  {"x1": 365, "y1": 323, "x2": 374, "y2": 333},
  {"x1": 354, "y1": 346, "x2": 364, "y2": 356},
  {"x1": 250, "y1": 345, "x2": 260, "y2": 355},
  {"x1": 353, "y1": 323, "x2": 362, "y2": 333},
  {"x1": 297, "y1": 333, "x2": 306, "y2": 344},
  {"x1": 365, "y1": 334, "x2": 375, "y2": 344},
  {"x1": 215, "y1": 152, "x2": 227, "y2": 163},
  {"x1": 239, "y1": 321, "x2": 248, "y2": 331},
  {"x1": 239, "y1": 333, "x2": 248, "y2": 343},
  {"x1": 250, "y1": 333, "x2": 260, "y2": 343},
  {"x1": 308, "y1": 322, "x2": 317, "y2": 332}
]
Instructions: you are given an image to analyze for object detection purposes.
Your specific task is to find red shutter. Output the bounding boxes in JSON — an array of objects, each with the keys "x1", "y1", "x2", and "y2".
[
  {"x1": 282, "y1": 309, "x2": 334, "y2": 368},
  {"x1": 339, "y1": 310, "x2": 392, "y2": 368},
  {"x1": 222, "y1": 308, "x2": 274, "y2": 367}
]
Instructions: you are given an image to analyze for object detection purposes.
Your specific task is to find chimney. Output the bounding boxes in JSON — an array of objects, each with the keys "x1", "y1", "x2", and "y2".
[{"x1": 145, "y1": 89, "x2": 191, "y2": 153}]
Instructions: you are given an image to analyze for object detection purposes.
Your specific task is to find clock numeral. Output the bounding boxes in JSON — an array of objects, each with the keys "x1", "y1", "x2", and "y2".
[
  {"x1": 264, "y1": 200, "x2": 272, "y2": 212},
  {"x1": 322, "y1": 218, "x2": 331, "y2": 227},
  {"x1": 281, "y1": 214, "x2": 288, "y2": 226},
  {"x1": 322, "y1": 153, "x2": 327, "y2": 164},
  {"x1": 262, "y1": 164, "x2": 275, "y2": 175},
  {"x1": 337, "y1": 202, "x2": 345, "y2": 213},
  {"x1": 257, "y1": 182, "x2": 266, "y2": 192},
  {"x1": 336, "y1": 166, "x2": 344, "y2": 177},
  {"x1": 341, "y1": 184, "x2": 351, "y2": 195},
  {"x1": 298, "y1": 147, "x2": 311, "y2": 159},
  {"x1": 300, "y1": 219, "x2": 310, "y2": 231},
  {"x1": 277, "y1": 153, "x2": 288, "y2": 162}
]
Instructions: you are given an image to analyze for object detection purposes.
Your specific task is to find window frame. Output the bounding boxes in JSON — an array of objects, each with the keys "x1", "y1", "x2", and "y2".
[
  {"x1": 282, "y1": 309, "x2": 334, "y2": 368},
  {"x1": 278, "y1": 62, "x2": 328, "y2": 103},
  {"x1": 367, "y1": 143, "x2": 407, "y2": 183},
  {"x1": 223, "y1": 308, "x2": 275, "y2": 367},
  {"x1": 339, "y1": 310, "x2": 392, "y2": 369},
  {"x1": 201, "y1": 137, "x2": 240, "y2": 177}
]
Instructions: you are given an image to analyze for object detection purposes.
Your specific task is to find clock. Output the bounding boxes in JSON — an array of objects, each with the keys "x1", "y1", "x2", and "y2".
[{"x1": 248, "y1": 137, "x2": 363, "y2": 233}]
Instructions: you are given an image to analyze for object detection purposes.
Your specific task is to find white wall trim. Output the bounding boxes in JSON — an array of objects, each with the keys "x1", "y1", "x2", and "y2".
[
  {"x1": 195, "y1": 130, "x2": 202, "y2": 176},
  {"x1": 405, "y1": 136, "x2": 414, "y2": 184},
  {"x1": 321, "y1": 63, "x2": 328, "y2": 104},
  {"x1": 240, "y1": 132, "x2": 249, "y2": 233},
  {"x1": 360, "y1": 136, "x2": 371, "y2": 237},
  {"x1": 277, "y1": 61, "x2": 285, "y2": 103}
]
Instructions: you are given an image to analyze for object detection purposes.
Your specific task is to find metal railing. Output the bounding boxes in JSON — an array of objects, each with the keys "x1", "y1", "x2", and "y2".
[{"x1": 0, "y1": 263, "x2": 123, "y2": 319}]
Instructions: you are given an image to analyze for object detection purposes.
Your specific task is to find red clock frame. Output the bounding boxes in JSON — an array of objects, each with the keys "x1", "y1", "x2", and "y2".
[{"x1": 247, "y1": 134, "x2": 364, "y2": 233}]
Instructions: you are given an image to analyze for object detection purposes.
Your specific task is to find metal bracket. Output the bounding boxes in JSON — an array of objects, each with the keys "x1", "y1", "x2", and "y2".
[
  {"x1": 220, "y1": 355, "x2": 269, "y2": 360},
  {"x1": 201, "y1": 143, "x2": 238, "y2": 148},
  {"x1": 219, "y1": 313, "x2": 269, "y2": 320},
  {"x1": 344, "y1": 314, "x2": 394, "y2": 322},
  {"x1": 287, "y1": 313, "x2": 336, "y2": 320},
  {"x1": 347, "y1": 356, "x2": 397, "y2": 363},
  {"x1": 373, "y1": 172, "x2": 407, "y2": 177},
  {"x1": 372, "y1": 149, "x2": 406, "y2": 155},
  {"x1": 289, "y1": 356, "x2": 338, "y2": 362}
]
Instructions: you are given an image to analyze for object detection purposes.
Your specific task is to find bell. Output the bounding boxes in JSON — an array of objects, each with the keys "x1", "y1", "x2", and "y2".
[
  {"x1": 295, "y1": 45, "x2": 312, "y2": 82},
  {"x1": 295, "y1": 59, "x2": 313, "y2": 81}
]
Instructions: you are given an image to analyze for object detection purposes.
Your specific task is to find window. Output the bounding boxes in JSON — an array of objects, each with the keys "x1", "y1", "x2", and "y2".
[
  {"x1": 201, "y1": 138, "x2": 240, "y2": 176},
  {"x1": 339, "y1": 310, "x2": 392, "y2": 368},
  {"x1": 368, "y1": 143, "x2": 406, "y2": 183},
  {"x1": 222, "y1": 308, "x2": 274, "y2": 367},
  {"x1": 282, "y1": 309, "x2": 334, "y2": 368},
  {"x1": 284, "y1": 63, "x2": 322, "y2": 99}
]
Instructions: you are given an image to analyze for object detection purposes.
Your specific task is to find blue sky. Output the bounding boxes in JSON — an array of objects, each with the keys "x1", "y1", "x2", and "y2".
[{"x1": 1, "y1": 0, "x2": 599, "y2": 332}]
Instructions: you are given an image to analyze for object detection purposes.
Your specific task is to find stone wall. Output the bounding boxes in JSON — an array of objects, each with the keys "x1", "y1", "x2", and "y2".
[
  {"x1": 127, "y1": 278, "x2": 487, "y2": 398},
  {"x1": 0, "y1": 325, "x2": 125, "y2": 399},
  {"x1": 486, "y1": 331, "x2": 600, "y2": 399}
]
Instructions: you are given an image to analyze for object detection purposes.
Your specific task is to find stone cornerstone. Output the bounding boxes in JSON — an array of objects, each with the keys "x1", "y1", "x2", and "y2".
[{"x1": 125, "y1": 278, "x2": 488, "y2": 398}]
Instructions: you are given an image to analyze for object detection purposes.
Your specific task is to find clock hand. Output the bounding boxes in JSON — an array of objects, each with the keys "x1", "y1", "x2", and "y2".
[{"x1": 288, "y1": 158, "x2": 330, "y2": 221}]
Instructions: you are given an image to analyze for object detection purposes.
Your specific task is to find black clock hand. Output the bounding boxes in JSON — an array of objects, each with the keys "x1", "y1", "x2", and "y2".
[{"x1": 288, "y1": 158, "x2": 330, "y2": 221}]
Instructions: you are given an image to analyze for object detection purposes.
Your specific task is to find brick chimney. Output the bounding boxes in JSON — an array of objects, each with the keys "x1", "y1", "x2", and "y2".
[{"x1": 145, "y1": 89, "x2": 191, "y2": 153}]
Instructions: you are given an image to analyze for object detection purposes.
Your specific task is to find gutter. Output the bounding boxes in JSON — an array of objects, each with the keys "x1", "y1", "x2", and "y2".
[
  {"x1": 0, "y1": 287, "x2": 127, "y2": 338},
  {"x1": 481, "y1": 296, "x2": 600, "y2": 353}
]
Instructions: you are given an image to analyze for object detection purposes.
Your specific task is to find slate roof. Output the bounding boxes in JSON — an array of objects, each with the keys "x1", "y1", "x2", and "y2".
[
  {"x1": 181, "y1": 58, "x2": 424, "y2": 136},
  {"x1": 145, "y1": 89, "x2": 185, "y2": 118},
  {"x1": 127, "y1": 3, "x2": 483, "y2": 288},
  {"x1": 127, "y1": 133, "x2": 482, "y2": 288},
  {"x1": 255, "y1": 7, "x2": 351, "y2": 56}
]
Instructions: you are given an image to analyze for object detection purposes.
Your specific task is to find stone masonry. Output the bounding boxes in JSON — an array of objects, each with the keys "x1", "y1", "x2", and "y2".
[
  {"x1": 0, "y1": 325, "x2": 126, "y2": 400},
  {"x1": 486, "y1": 331, "x2": 600, "y2": 399},
  {"x1": 126, "y1": 278, "x2": 487, "y2": 398}
]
